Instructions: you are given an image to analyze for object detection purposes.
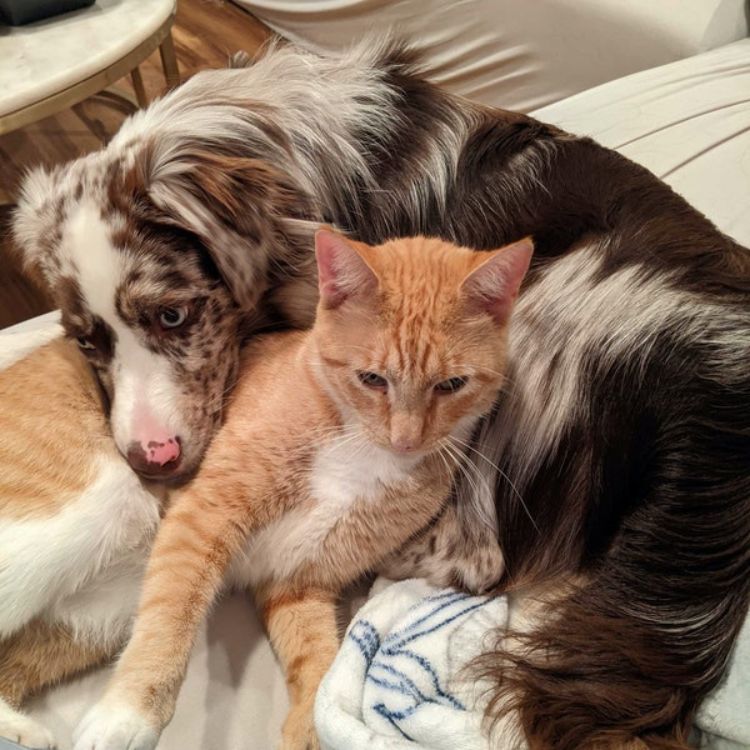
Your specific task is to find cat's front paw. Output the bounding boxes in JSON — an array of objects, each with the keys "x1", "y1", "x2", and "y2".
[{"x1": 72, "y1": 701, "x2": 158, "y2": 750}]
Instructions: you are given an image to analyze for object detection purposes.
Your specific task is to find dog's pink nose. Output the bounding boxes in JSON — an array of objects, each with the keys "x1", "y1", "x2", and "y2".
[
  {"x1": 147, "y1": 438, "x2": 180, "y2": 466},
  {"x1": 126, "y1": 437, "x2": 181, "y2": 478}
]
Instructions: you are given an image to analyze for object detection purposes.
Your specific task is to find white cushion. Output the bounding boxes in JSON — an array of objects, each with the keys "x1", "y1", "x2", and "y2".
[{"x1": 238, "y1": 0, "x2": 748, "y2": 112}]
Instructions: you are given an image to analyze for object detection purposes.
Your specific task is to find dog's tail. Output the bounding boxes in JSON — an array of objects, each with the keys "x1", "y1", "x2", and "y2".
[
  {"x1": 477, "y1": 355, "x2": 750, "y2": 748},
  {"x1": 479, "y1": 568, "x2": 748, "y2": 748}
]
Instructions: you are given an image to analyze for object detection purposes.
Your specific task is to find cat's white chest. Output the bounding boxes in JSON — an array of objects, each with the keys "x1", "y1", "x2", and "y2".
[
  {"x1": 229, "y1": 437, "x2": 415, "y2": 587},
  {"x1": 309, "y1": 438, "x2": 414, "y2": 506}
]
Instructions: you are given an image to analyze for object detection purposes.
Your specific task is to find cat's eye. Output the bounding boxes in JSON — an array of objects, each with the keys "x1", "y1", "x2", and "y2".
[
  {"x1": 358, "y1": 371, "x2": 388, "y2": 390},
  {"x1": 76, "y1": 336, "x2": 96, "y2": 351},
  {"x1": 435, "y1": 376, "x2": 468, "y2": 394},
  {"x1": 158, "y1": 306, "x2": 188, "y2": 330}
]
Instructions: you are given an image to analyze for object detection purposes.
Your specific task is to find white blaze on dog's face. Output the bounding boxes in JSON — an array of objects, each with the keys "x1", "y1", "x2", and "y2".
[
  {"x1": 63, "y1": 203, "x2": 185, "y2": 476},
  {"x1": 12, "y1": 144, "x2": 306, "y2": 480},
  {"x1": 40, "y1": 198, "x2": 243, "y2": 480}
]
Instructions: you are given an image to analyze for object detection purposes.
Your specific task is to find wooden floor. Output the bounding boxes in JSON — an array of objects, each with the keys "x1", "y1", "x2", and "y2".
[{"x1": 0, "y1": 0, "x2": 271, "y2": 329}]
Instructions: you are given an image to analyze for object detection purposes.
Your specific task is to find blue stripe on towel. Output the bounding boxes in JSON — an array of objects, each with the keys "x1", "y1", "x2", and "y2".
[
  {"x1": 382, "y1": 591, "x2": 468, "y2": 643},
  {"x1": 370, "y1": 659, "x2": 465, "y2": 710},
  {"x1": 384, "y1": 600, "x2": 489, "y2": 652},
  {"x1": 346, "y1": 589, "x2": 494, "y2": 737},
  {"x1": 349, "y1": 619, "x2": 381, "y2": 662},
  {"x1": 373, "y1": 703, "x2": 416, "y2": 741}
]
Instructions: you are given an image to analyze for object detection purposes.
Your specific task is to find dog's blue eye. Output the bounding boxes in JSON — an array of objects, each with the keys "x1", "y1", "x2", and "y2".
[
  {"x1": 358, "y1": 371, "x2": 388, "y2": 390},
  {"x1": 76, "y1": 336, "x2": 96, "y2": 351},
  {"x1": 158, "y1": 307, "x2": 188, "y2": 329},
  {"x1": 435, "y1": 377, "x2": 468, "y2": 394}
]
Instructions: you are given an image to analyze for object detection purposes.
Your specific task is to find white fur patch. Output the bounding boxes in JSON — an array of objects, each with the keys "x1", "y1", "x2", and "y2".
[
  {"x1": 62, "y1": 203, "x2": 185, "y2": 455},
  {"x1": 64, "y1": 202, "x2": 122, "y2": 326},
  {"x1": 0, "y1": 454, "x2": 160, "y2": 643},
  {"x1": 474, "y1": 243, "x2": 743, "y2": 497},
  {"x1": 230, "y1": 435, "x2": 417, "y2": 587},
  {"x1": 73, "y1": 700, "x2": 158, "y2": 750},
  {"x1": 106, "y1": 37, "x2": 467, "y2": 235}
]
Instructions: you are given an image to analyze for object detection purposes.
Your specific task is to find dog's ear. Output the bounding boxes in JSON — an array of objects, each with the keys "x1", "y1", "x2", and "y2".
[
  {"x1": 12, "y1": 165, "x2": 65, "y2": 284},
  {"x1": 134, "y1": 146, "x2": 309, "y2": 310}
]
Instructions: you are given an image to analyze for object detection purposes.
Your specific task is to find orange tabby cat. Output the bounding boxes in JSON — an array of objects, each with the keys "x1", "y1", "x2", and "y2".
[{"x1": 72, "y1": 230, "x2": 533, "y2": 750}]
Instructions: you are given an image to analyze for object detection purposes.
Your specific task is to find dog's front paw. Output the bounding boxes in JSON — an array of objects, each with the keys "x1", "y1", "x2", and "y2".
[
  {"x1": 0, "y1": 699, "x2": 57, "y2": 749},
  {"x1": 72, "y1": 701, "x2": 158, "y2": 750}
]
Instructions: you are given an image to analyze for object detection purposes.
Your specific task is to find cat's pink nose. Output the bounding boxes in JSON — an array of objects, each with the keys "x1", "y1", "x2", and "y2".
[
  {"x1": 391, "y1": 436, "x2": 419, "y2": 453},
  {"x1": 390, "y1": 417, "x2": 423, "y2": 454},
  {"x1": 126, "y1": 437, "x2": 181, "y2": 478}
]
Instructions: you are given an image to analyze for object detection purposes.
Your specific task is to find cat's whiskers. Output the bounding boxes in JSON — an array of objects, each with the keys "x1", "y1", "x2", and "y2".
[
  {"x1": 325, "y1": 432, "x2": 363, "y2": 452},
  {"x1": 442, "y1": 440, "x2": 497, "y2": 533},
  {"x1": 471, "y1": 365, "x2": 519, "y2": 390},
  {"x1": 473, "y1": 365, "x2": 510, "y2": 379},
  {"x1": 314, "y1": 433, "x2": 363, "y2": 454},
  {"x1": 306, "y1": 422, "x2": 357, "y2": 438},
  {"x1": 436, "y1": 439, "x2": 521, "y2": 588},
  {"x1": 441, "y1": 440, "x2": 486, "y2": 506},
  {"x1": 313, "y1": 434, "x2": 357, "y2": 450},
  {"x1": 322, "y1": 424, "x2": 369, "y2": 455},
  {"x1": 447, "y1": 435, "x2": 539, "y2": 534},
  {"x1": 435, "y1": 440, "x2": 460, "y2": 484}
]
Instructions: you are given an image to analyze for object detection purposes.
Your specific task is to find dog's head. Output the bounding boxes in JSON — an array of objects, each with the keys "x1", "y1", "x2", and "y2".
[{"x1": 13, "y1": 141, "x2": 309, "y2": 481}]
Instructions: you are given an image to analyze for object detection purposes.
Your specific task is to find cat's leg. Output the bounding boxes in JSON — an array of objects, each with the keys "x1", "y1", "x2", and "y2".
[
  {"x1": 379, "y1": 498, "x2": 504, "y2": 594},
  {"x1": 72, "y1": 469, "x2": 274, "y2": 750},
  {"x1": 256, "y1": 585, "x2": 339, "y2": 750},
  {"x1": 0, "y1": 619, "x2": 113, "y2": 749},
  {"x1": 253, "y1": 482, "x2": 462, "y2": 749}
]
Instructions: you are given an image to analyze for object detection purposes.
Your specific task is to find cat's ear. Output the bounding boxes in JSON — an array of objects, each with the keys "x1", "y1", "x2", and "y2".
[
  {"x1": 315, "y1": 229, "x2": 378, "y2": 309},
  {"x1": 460, "y1": 237, "x2": 534, "y2": 323}
]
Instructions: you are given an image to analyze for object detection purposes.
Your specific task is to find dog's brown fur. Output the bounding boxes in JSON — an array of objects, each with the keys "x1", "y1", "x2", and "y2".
[
  {"x1": 0, "y1": 620, "x2": 110, "y2": 710},
  {"x1": 0, "y1": 339, "x2": 112, "y2": 518}
]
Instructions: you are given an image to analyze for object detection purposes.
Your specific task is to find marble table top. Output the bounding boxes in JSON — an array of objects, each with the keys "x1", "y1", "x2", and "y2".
[{"x1": 0, "y1": 0, "x2": 175, "y2": 117}]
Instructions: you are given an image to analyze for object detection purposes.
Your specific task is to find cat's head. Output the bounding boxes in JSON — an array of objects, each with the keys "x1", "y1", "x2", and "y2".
[{"x1": 311, "y1": 230, "x2": 533, "y2": 458}]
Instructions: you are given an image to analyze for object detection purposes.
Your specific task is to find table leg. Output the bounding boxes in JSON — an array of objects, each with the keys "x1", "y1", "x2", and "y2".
[
  {"x1": 130, "y1": 67, "x2": 149, "y2": 107},
  {"x1": 159, "y1": 32, "x2": 180, "y2": 89}
]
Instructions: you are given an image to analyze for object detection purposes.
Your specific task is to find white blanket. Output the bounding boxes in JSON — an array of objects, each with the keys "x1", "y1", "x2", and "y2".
[{"x1": 316, "y1": 580, "x2": 509, "y2": 750}]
